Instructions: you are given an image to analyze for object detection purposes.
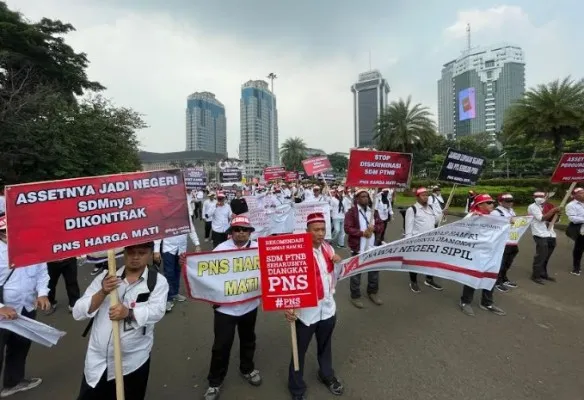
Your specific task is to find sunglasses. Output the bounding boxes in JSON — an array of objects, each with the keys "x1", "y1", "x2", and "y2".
[
  {"x1": 231, "y1": 227, "x2": 250, "y2": 233},
  {"x1": 485, "y1": 201, "x2": 495, "y2": 205}
]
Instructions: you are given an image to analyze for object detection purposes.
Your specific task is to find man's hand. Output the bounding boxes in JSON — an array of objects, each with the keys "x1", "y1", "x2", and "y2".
[
  {"x1": 284, "y1": 309, "x2": 297, "y2": 322},
  {"x1": 109, "y1": 304, "x2": 129, "y2": 321},
  {"x1": 443, "y1": 208, "x2": 449, "y2": 215},
  {"x1": 0, "y1": 306, "x2": 18, "y2": 320},
  {"x1": 34, "y1": 296, "x2": 51, "y2": 311},
  {"x1": 194, "y1": 245, "x2": 202, "y2": 253},
  {"x1": 331, "y1": 254, "x2": 342, "y2": 263},
  {"x1": 101, "y1": 275, "x2": 120, "y2": 295},
  {"x1": 153, "y1": 252, "x2": 162, "y2": 264}
]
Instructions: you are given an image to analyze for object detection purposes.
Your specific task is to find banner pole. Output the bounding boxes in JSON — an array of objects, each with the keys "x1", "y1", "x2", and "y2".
[
  {"x1": 548, "y1": 182, "x2": 576, "y2": 231},
  {"x1": 290, "y1": 311, "x2": 300, "y2": 371},
  {"x1": 439, "y1": 184, "x2": 457, "y2": 226},
  {"x1": 107, "y1": 249, "x2": 125, "y2": 400}
]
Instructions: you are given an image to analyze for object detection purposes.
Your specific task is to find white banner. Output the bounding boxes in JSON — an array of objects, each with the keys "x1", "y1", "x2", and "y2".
[
  {"x1": 0, "y1": 315, "x2": 66, "y2": 347},
  {"x1": 508, "y1": 216, "x2": 533, "y2": 245},
  {"x1": 184, "y1": 248, "x2": 261, "y2": 304},
  {"x1": 336, "y1": 216, "x2": 512, "y2": 290},
  {"x1": 293, "y1": 201, "x2": 332, "y2": 240}
]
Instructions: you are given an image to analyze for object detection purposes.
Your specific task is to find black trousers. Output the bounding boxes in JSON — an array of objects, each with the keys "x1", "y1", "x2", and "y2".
[
  {"x1": 194, "y1": 202, "x2": 202, "y2": 219},
  {"x1": 532, "y1": 236, "x2": 556, "y2": 279},
  {"x1": 204, "y1": 221, "x2": 212, "y2": 239},
  {"x1": 288, "y1": 315, "x2": 336, "y2": 397},
  {"x1": 0, "y1": 309, "x2": 35, "y2": 388},
  {"x1": 497, "y1": 245, "x2": 519, "y2": 284},
  {"x1": 211, "y1": 231, "x2": 228, "y2": 249},
  {"x1": 409, "y1": 273, "x2": 435, "y2": 283},
  {"x1": 461, "y1": 285, "x2": 493, "y2": 307},
  {"x1": 47, "y1": 257, "x2": 81, "y2": 307},
  {"x1": 77, "y1": 358, "x2": 150, "y2": 400},
  {"x1": 572, "y1": 235, "x2": 584, "y2": 272},
  {"x1": 349, "y1": 252, "x2": 379, "y2": 298},
  {"x1": 208, "y1": 308, "x2": 257, "y2": 387}
]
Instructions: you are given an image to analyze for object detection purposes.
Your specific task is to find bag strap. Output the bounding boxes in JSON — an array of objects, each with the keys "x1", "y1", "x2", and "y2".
[{"x1": 1, "y1": 269, "x2": 15, "y2": 288}]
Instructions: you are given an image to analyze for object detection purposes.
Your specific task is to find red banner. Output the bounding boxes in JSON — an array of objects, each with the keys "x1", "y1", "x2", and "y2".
[
  {"x1": 285, "y1": 171, "x2": 299, "y2": 182},
  {"x1": 302, "y1": 156, "x2": 332, "y2": 176},
  {"x1": 258, "y1": 233, "x2": 318, "y2": 311},
  {"x1": 550, "y1": 153, "x2": 584, "y2": 183},
  {"x1": 5, "y1": 170, "x2": 191, "y2": 267},
  {"x1": 263, "y1": 166, "x2": 286, "y2": 181},
  {"x1": 345, "y1": 149, "x2": 412, "y2": 188}
]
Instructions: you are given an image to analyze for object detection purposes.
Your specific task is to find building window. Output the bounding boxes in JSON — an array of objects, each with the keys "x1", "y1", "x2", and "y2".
[{"x1": 485, "y1": 60, "x2": 495, "y2": 68}]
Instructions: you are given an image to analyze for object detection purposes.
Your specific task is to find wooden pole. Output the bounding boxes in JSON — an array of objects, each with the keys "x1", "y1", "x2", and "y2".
[
  {"x1": 438, "y1": 184, "x2": 457, "y2": 226},
  {"x1": 548, "y1": 182, "x2": 577, "y2": 231},
  {"x1": 290, "y1": 311, "x2": 299, "y2": 371},
  {"x1": 107, "y1": 249, "x2": 125, "y2": 400}
]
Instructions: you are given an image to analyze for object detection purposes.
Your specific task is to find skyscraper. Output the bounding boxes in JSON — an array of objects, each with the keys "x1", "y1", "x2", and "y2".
[
  {"x1": 186, "y1": 92, "x2": 227, "y2": 156},
  {"x1": 437, "y1": 44, "x2": 525, "y2": 139},
  {"x1": 239, "y1": 80, "x2": 279, "y2": 177},
  {"x1": 351, "y1": 70, "x2": 390, "y2": 148}
]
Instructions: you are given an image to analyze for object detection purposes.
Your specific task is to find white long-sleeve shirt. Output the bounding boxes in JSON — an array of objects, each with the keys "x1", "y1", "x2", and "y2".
[
  {"x1": 527, "y1": 203, "x2": 556, "y2": 238},
  {"x1": 342, "y1": 197, "x2": 353, "y2": 215},
  {"x1": 203, "y1": 199, "x2": 216, "y2": 222},
  {"x1": 153, "y1": 215, "x2": 200, "y2": 253},
  {"x1": 0, "y1": 241, "x2": 49, "y2": 313},
  {"x1": 375, "y1": 197, "x2": 393, "y2": 221},
  {"x1": 210, "y1": 202, "x2": 232, "y2": 233},
  {"x1": 213, "y1": 239, "x2": 260, "y2": 316},
  {"x1": 566, "y1": 200, "x2": 584, "y2": 235},
  {"x1": 72, "y1": 267, "x2": 168, "y2": 387},
  {"x1": 404, "y1": 202, "x2": 441, "y2": 238},
  {"x1": 329, "y1": 197, "x2": 345, "y2": 220}
]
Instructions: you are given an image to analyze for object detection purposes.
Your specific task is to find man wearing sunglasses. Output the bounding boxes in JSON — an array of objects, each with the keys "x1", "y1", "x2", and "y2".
[
  {"x1": 203, "y1": 216, "x2": 262, "y2": 400},
  {"x1": 490, "y1": 193, "x2": 519, "y2": 292},
  {"x1": 459, "y1": 194, "x2": 506, "y2": 317}
]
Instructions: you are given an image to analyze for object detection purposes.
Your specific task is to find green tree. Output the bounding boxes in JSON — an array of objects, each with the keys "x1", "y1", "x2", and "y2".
[
  {"x1": 374, "y1": 96, "x2": 437, "y2": 152},
  {"x1": 327, "y1": 153, "x2": 348, "y2": 173},
  {"x1": 503, "y1": 77, "x2": 584, "y2": 155},
  {"x1": 280, "y1": 137, "x2": 307, "y2": 171}
]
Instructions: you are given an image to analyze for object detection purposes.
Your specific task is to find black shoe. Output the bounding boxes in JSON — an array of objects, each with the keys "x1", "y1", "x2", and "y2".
[
  {"x1": 570, "y1": 270, "x2": 581, "y2": 276},
  {"x1": 542, "y1": 276, "x2": 556, "y2": 282},
  {"x1": 424, "y1": 279, "x2": 443, "y2": 291},
  {"x1": 292, "y1": 395, "x2": 307, "y2": 400},
  {"x1": 409, "y1": 282, "x2": 421, "y2": 293},
  {"x1": 495, "y1": 284, "x2": 509, "y2": 292},
  {"x1": 531, "y1": 277, "x2": 545, "y2": 285},
  {"x1": 503, "y1": 280, "x2": 518, "y2": 288},
  {"x1": 317, "y1": 375, "x2": 344, "y2": 396}
]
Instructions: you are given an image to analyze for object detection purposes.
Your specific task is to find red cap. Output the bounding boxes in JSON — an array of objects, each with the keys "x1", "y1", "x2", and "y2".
[
  {"x1": 497, "y1": 193, "x2": 513, "y2": 202},
  {"x1": 471, "y1": 194, "x2": 494, "y2": 210},
  {"x1": 0, "y1": 215, "x2": 5, "y2": 231},
  {"x1": 573, "y1": 187, "x2": 583, "y2": 195},
  {"x1": 307, "y1": 212, "x2": 326, "y2": 226},
  {"x1": 228, "y1": 215, "x2": 254, "y2": 232},
  {"x1": 415, "y1": 187, "x2": 428, "y2": 196},
  {"x1": 533, "y1": 191, "x2": 546, "y2": 198},
  {"x1": 216, "y1": 191, "x2": 226, "y2": 198}
]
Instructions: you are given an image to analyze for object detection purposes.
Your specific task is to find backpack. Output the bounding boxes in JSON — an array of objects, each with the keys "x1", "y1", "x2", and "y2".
[
  {"x1": 82, "y1": 265, "x2": 159, "y2": 337},
  {"x1": 400, "y1": 205, "x2": 417, "y2": 231}
]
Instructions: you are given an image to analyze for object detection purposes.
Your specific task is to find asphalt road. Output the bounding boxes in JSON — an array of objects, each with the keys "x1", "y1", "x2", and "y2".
[{"x1": 15, "y1": 218, "x2": 584, "y2": 400}]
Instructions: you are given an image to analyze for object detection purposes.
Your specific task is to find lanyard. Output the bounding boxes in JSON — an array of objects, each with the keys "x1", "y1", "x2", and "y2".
[{"x1": 358, "y1": 208, "x2": 369, "y2": 225}]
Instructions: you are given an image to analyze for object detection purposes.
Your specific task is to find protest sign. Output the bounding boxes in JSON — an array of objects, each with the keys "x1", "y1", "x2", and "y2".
[
  {"x1": 264, "y1": 166, "x2": 286, "y2": 181},
  {"x1": 507, "y1": 216, "x2": 533, "y2": 245},
  {"x1": 345, "y1": 149, "x2": 412, "y2": 188},
  {"x1": 336, "y1": 216, "x2": 512, "y2": 290},
  {"x1": 438, "y1": 148, "x2": 486, "y2": 186},
  {"x1": 183, "y1": 248, "x2": 261, "y2": 305},
  {"x1": 293, "y1": 201, "x2": 331, "y2": 240},
  {"x1": 267, "y1": 203, "x2": 295, "y2": 235},
  {"x1": 258, "y1": 233, "x2": 318, "y2": 311},
  {"x1": 243, "y1": 196, "x2": 271, "y2": 239},
  {"x1": 550, "y1": 153, "x2": 584, "y2": 183},
  {"x1": 5, "y1": 169, "x2": 191, "y2": 267},
  {"x1": 285, "y1": 171, "x2": 299, "y2": 182},
  {"x1": 220, "y1": 168, "x2": 242, "y2": 183},
  {"x1": 184, "y1": 168, "x2": 207, "y2": 190},
  {"x1": 302, "y1": 156, "x2": 332, "y2": 176}
]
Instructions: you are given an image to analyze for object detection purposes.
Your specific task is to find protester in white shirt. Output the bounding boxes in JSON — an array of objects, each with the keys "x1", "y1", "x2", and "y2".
[
  {"x1": 490, "y1": 193, "x2": 519, "y2": 291},
  {"x1": 329, "y1": 189, "x2": 346, "y2": 247},
  {"x1": 428, "y1": 186, "x2": 445, "y2": 214},
  {"x1": 153, "y1": 212, "x2": 200, "y2": 312},
  {"x1": 375, "y1": 188, "x2": 394, "y2": 242},
  {"x1": 0, "y1": 215, "x2": 50, "y2": 397},
  {"x1": 74, "y1": 241, "x2": 167, "y2": 400},
  {"x1": 210, "y1": 192, "x2": 232, "y2": 248},
  {"x1": 201, "y1": 216, "x2": 262, "y2": 400},
  {"x1": 285, "y1": 212, "x2": 344, "y2": 400},
  {"x1": 527, "y1": 191, "x2": 561, "y2": 284},
  {"x1": 194, "y1": 189, "x2": 205, "y2": 220},
  {"x1": 0, "y1": 192, "x2": 5, "y2": 215},
  {"x1": 203, "y1": 193, "x2": 217, "y2": 242},
  {"x1": 404, "y1": 187, "x2": 443, "y2": 293},
  {"x1": 565, "y1": 187, "x2": 584, "y2": 276}
]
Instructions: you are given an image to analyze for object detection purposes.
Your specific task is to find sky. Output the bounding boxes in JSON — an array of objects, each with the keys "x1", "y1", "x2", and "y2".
[{"x1": 6, "y1": 0, "x2": 582, "y2": 157}]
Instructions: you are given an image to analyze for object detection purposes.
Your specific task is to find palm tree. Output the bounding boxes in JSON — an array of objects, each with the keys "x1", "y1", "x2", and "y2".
[
  {"x1": 280, "y1": 137, "x2": 307, "y2": 171},
  {"x1": 373, "y1": 96, "x2": 437, "y2": 153},
  {"x1": 503, "y1": 77, "x2": 584, "y2": 155}
]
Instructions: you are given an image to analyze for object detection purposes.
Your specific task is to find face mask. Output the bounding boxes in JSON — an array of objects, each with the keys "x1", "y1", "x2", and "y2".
[{"x1": 534, "y1": 198, "x2": 545, "y2": 205}]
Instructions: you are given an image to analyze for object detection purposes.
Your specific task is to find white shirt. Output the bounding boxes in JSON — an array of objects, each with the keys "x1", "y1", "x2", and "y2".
[
  {"x1": 303, "y1": 191, "x2": 314, "y2": 202},
  {"x1": 73, "y1": 267, "x2": 169, "y2": 388},
  {"x1": 213, "y1": 239, "x2": 260, "y2": 316},
  {"x1": 527, "y1": 203, "x2": 556, "y2": 238},
  {"x1": 566, "y1": 200, "x2": 584, "y2": 235},
  {"x1": 428, "y1": 193, "x2": 444, "y2": 214},
  {"x1": 342, "y1": 197, "x2": 353, "y2": 215},
  {"x1": 405, "y1": 202, "x2": 441, "y2": 238},
  {"x1": 154, "y1": 213, "x2": 200, "y2": 252},
  {"x1": 0, "y1": 195, "x2": 5, "y2": 214},
  {"x1": 329, "y1": 197, "x2": 345, "y2": 220},
  {"x1": 491, "y1": 206, "x2": 516, "y2": 218},
  {"x1": 0, "y1": 241, "x2": 49, "y2": 313},
  {"x1": 357, "y1": 206, "x2": 375, "y2": 252},
  {"x1": 296, "y1": 246, "x2": 336, "y2": 326},
  {"x1": 195, "y1": 191, "x2": 204, "y2": 202},
  {"x1": 203, "y1": 199, "x2": 216, "y2": 222},
  {"x1": 210, "y1": 203, "x2": 232, "y2": 233},
  {"x1": 375, "y1": 197, "x2": 393, "y2": 221}
]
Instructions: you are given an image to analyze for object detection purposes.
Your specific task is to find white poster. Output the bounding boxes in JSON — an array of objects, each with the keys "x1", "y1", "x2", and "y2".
[{"x1": 293, "y1": 201, "x2": 332, "y2": 240}]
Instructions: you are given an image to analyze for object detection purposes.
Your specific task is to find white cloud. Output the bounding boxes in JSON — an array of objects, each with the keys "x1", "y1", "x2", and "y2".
[{"x1": 7, "y1": 0, "x2": 375, "y2": 157}]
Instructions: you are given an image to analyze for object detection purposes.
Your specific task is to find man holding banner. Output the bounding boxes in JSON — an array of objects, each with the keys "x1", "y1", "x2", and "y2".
[
  {"x1": 490, "y1": 193, "x2": 519, "y2": 292},
  {"x1": 527, "y1": 192, "x2": 561, "y2": 284},
  {"x1": 203, "y1": 215, "x2": 262, "y2": 400},
  {"x1": 285, "y1": 213, "x2": 344, "y2": 400}
]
